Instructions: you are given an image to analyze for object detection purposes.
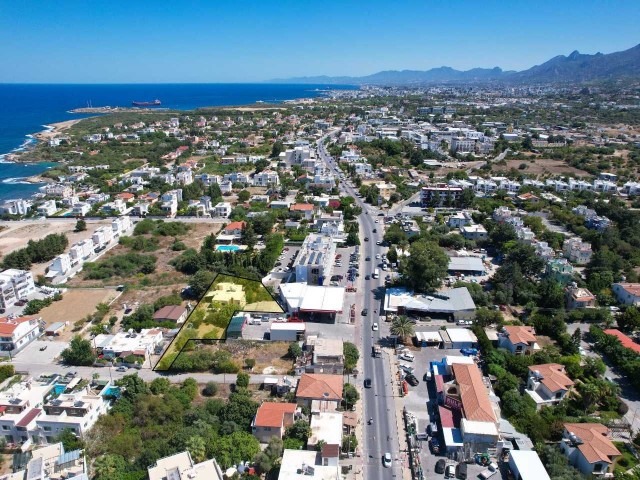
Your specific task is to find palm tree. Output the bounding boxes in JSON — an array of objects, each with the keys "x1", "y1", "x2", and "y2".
[{"x1": 390, "y1": 316, "x2": 415, "y2": 344}]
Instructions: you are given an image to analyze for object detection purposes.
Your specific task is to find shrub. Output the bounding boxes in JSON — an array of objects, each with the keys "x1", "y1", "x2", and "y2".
[
  {"x1": 236, "y1": 372, "x2": 250, "y2": 389},
  {"x1": 202, "y1": 382, "x2": 218, "y2": 397}
]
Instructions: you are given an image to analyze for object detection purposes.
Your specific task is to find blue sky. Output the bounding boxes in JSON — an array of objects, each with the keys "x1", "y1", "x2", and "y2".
[{"x1": 0, "y1": 0, "x2": 638, "y2": 83}]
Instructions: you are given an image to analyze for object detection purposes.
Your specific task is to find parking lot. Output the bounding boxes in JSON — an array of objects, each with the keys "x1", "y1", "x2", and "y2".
[
  {"x1": 397, "y1": 341, "x2": 490, "y2": 479},
  {"x1": 13, "y1": 339, "x2": 69, "y2": 366}
]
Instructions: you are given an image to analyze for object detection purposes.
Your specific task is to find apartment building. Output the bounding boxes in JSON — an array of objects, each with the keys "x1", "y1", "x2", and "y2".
[
  {"x1": 293, "y1": 234, "x2": 336, "y2": 286},
  {"x1": 563, "y1": 237, "x2": 592, "y2": 265},
  {"x1": 0, "y1": 269, "x2": 36, "y2": 310},
  {"x1": 420, "y1": 184, "x2": 463, "y2": 207}
]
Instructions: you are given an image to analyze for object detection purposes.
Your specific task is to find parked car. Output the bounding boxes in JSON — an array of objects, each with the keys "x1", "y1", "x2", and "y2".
[
  {"x1": 429, "y1": 437, "x2": 440, "y2": 454},
  {"x1": 478, "y1": 463, "x2": 498, "y2": 479},
  {"x1": 399, "y1": 363, "x2": 415, "y2": 375},
  {"x1": 372, "y1": 322, "x2": 379, "y2": 331},
  {"x1": 427, "y1": 423, "x2": 438, "y2": 436},
  {"x1": 116, "y1": 366, "x2": 128, "y2": 372},
  {"x1": 362, "y1": 309, "x2": 368, "y2": 316},
  {"x1": 445, "y1": 464, "x2": 455, "y2": 478},
  {"x1": 456, "y1": 462, "x2": 468, "y2": 479},
  {"x1": 399, "y1": 352, "x2": 414, "y2": 362},
  {"x1": 460, "y1": 348, "x2": 478, "y2": 356},
  {"x1": 435, "y1": 459, "x2": 446, "y2": 474},
  {"x1": 405, "y1": 374, "x2": 419, "y2": 386}
]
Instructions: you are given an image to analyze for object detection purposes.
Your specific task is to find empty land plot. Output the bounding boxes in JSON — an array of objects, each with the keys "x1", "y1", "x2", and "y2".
[
  {"x1": 38, "y1": 288, "x2": 118, "y2": 340},
  {"x1": 493, "y1": 158, "x2": 589, "y2": 176}
]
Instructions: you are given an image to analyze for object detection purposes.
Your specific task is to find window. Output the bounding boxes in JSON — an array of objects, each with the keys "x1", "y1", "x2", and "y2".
[
  {"x1": 593, "y1": 463, "x2": 603, "y2": 473},
  {"x1": 1, "y1": 425, "x2": 8, "y2": 431},
  {"x1": 43, "y1": 427, "x2": 51, "y2": 432}
]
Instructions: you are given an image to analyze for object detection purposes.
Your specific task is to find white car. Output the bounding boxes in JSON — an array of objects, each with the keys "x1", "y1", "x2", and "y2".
[
  {"x1": 399, "y1": 352, "x2": 415, "y2": 362},
  {"x1": 375, "y1": 253, "x2": 381, "y2": 259},
  {"x1": 382, "y1": 452, "x2": 392, "y2": 468},
  {"x1": 372, "y1": 322, "x2": 379, "y2": 331}
]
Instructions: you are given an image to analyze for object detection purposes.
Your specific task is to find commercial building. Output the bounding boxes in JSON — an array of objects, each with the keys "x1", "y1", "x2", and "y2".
[
  {"x1": 420, "y1": 184, "x2": 463, "y2": 207},
  {"x1": 384, "y1": 287, "x2": 476, "y2": 321},
  {"x1": 525, "y1": 364, "x2": 574, "y2": 410},
  {"x1": 375, "y1": 182, "x2": 397, "y2": 200},
  {"x1": 279, "y1": 283, "x2": 345, "y2": 320},
  {"x1": 447, "y1": 256, "x2": 486, "y2": 276},
  {"x1": 0, "y1": 315, "x2": 41, "y2": 356},
  {"x1": 508, "y1": 450, "x2": 550, "y2": 480},
  {"x1": 560, "y1": 423, "x2": 620, "y2": 476},
  {"x1": 147, "y1": 451, "x2": 224, "y2": 480},
  {"x1": 440, "y1": 328, "x2": 477, "y2": 350},
  {"x1": 293, "y1": 234, "x2": 336, "y2": 286},
  {"x1": 252, "y1": 402, "x2": 297, "y2": 443}
]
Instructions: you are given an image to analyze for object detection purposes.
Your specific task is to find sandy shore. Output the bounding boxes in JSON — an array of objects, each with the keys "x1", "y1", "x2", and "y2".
[{"x1": 33, "y1": 119, "x2": 84, "y2": 141}]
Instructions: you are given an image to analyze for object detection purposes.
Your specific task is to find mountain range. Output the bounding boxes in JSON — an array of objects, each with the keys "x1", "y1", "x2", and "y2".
[{"x1": 272, "y1": 43, "x2": 640, "y2": 85}]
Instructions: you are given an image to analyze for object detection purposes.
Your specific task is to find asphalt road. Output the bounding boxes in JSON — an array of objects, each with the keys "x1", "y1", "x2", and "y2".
[{"x1": 317, "y1": 133, "x2": 400, "y2": 480}]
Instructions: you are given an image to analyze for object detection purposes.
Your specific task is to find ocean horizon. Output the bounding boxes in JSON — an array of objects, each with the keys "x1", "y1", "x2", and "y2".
[{"x1": 0, "y1": 83, "x2": 355, "y2": 201}]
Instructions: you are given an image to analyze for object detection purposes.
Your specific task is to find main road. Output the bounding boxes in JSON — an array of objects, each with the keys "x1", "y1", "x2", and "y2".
[{"x1": 317, "y1": 133, "x2": 402, "y2": 480}]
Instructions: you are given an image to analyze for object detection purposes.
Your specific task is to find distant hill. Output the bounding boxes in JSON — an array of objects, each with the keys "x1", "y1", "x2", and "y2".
[{"x1": 271, "y1": 43, "x2": 640, "y2": 85}]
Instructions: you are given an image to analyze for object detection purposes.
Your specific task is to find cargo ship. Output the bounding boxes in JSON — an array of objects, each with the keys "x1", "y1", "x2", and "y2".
[{"x1": 131, "y1": 99, "x2": 161, "y2": 107}]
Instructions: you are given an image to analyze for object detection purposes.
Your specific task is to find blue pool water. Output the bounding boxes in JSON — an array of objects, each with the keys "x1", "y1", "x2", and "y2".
[
  {"x1": 53, "y1": 384, "x2": 66, "y2": 395},
  {"x1": 102, "y1": 386, "x2": 121, "y2": 397},
  {"x1": 216, "y1": 245, "x2": 241, "y2": 252}
]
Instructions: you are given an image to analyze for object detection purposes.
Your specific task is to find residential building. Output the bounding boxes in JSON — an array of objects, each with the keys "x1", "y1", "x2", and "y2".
[
  {"x1": 251, "y1": 402, "x2": 296, "y2": 443},
  {"x1": 525, "y1": 364, "x2": 574, "y2": 409},
  {"x1": 293, "y1": 234, "x2": 336, "y2": 286},
  {"x1": 92, "y1": 226, "x2": 113, "y2": 249},
  {"x1": 278, "y1": 448, "x2": 340, "y2": 480},
  {"x1": 0, "y1": 269, "x2": 36, "y2": 309},
  {"x1": 8, "y1": 442, "x2": 87, "y2": 480},
  {"x1": 111, "y1": 215, "x2": 132, "y2": 236},
  {"x1": 448, "y1": 211, "x2": 474, "y2": 228},
  {"x1": 375, "y1": 182, "x2": 397, "y2": 200},
  {"x1": 535, "y1": 241, "x2": 554, "y2": 261},
  {"x1": 206, "y1": 282, "x2": 245, "y2": 305},
  {"x1": 71, "y1": 202, "x2": 91, "y2": 216},
  {"x1": 36, "y1": 385, "x2": 111, "y2": 442},
  {"x1": 560, "y1": 423, "x2": 620, "y2": 476},
  {"x1": 563, "y1": 237, "x2": 592, "y2": 265},
  {"x1": 499, "y1": 326, "x2": 540, "y2": 355},
  {"x1": 295, "y1": 374, "x2": 343, "y2": 411},
  {"x1": 308, "y1": 412, "x2": 343, "y2": 450},
  {"x1": 213, "y1": 202, "x2": 232, "y2": 218},
  {"x1": 290, "y1": 203, "x2": 315, "y2": 221},
  {"x1": 308, "y1": 337, "x2": 344, "y2": 374},
  {"x1": 160, "y1": 189, "x2": 182, "y2": 217},
  {"x1": 0, "y1": 199, "x2": 32, "y2": 216},
  {"x1": 49, "y1": 254, "x2": 72, "y2": 276},
  {"x1": 147, "y1": 451, "x2": 224, "y2": 480},
  {"x1": 152, "y1": 305, "x2": 188, "y2": 324},
  {"x1": 612, "y1": 283, "x2": 640, "y2": 306},
  {"x1": 101, "y1": 198, "x2": 127, "y2": 215},
  {"x1": 217, "y1": 221, "x2": 245, "y2": 242},
  {"x1": 0, "y1": 315, "x2": 41, "y2": 356},
  {"x1": 460, "y1": 224, "x2": 488, "y2": 241},
  {"x1": 37, "y1": 200, "x2": 57, "y2": 217},
  {"x1": 0, "y1": 379, "x2": 54, "y2": 445},
  {"x1": 93, "y1": 329, "x2": 163, "y2": 364},
  {"x1": 420, "y1": 184, "x2": 463, "y2": 207},
  {"x1": 253, "y1": 170, "x2": 280, "y2": 187},
  {"x1": 545, "y1": 259, "x2": 574, "y2": 285},
  {"x1": 566, "y1": 286, "x2": 596, "y2": 309}
]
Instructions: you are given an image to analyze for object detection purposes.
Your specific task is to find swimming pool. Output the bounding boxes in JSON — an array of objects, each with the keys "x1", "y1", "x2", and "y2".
[
  {"x1": 53, "y1": 384, "x2": 66, "y2": 395},
  {"x1": 216, "y1": 245, "x2": 240, "y2": 252},
  {"x1": 102, "y1": 386, "x2": 121, "y2": 398}
]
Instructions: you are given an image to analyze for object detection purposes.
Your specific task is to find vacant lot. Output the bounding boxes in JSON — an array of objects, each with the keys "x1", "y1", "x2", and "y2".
[
  {"x1": 184, "y1": 340, "x2": 292, "y2": 374},
  {"x1": 38, "y1": 288, "x2": 118, "y2": 340},
  {"x1": 493, "y1": 158, "x2": 589, "y2": 176}
]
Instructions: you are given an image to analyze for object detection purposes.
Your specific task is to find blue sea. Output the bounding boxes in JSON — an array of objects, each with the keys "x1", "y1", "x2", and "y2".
[{"x1": 0, "y1": 83, "x2": 354, "y2": 201}]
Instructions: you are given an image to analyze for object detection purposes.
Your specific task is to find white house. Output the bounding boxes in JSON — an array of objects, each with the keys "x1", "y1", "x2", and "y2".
[
  {"x1": 499, "y1": 326, "x2": 540, "y2": 355},
  {"x1": 92, "y1": 226, "x2": 114, "y2": 249},
  {"x1": 563, "y1": 237, "x2": 592, "y2": 265},
  {"x1": 213, "y1": 202, "x2": 232, "y2": 218},
  {"x1": 560, "y1": 423, "x2": 620, "y2": 476},
  {"x1": 612, "y1": 283, "x2": 640, "y2": 306},
  {"x1": 37, "y1": 200, "x2": 57, "y2": 217},
  {"x1": 0, "y1": 199, "x2": 32, "y2": 216},
  {"x1": 0, "y1": 315, "x2": 41, "y2": 355},
  {"x1": 71, "y1": 202, "x2": 91, "y2": 216},
  {"x1": 525, "y1": 364, "x2": 574, "y2": 410},
  {"x1": 253, "y1": 170, "x2": 280, "y2": 187},
  {"x1": 0, "y1": 269, "x2": 35, "y2": 310},
  {"x1": 148, "y1": 451, "x2": 224, "y2": 480},
  {"x1": 49, "y1": 254, "x2": 72, "y2": 276}
]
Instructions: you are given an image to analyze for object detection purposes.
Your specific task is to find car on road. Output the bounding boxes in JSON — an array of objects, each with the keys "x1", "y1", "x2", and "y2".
[
  {"x1": 364, "y1": 237, "x2": 369, "y2": 241},
  {"x1": 405, "y1": 374, "x2": 419, "y2": 386},
  {"x1": 445, "y1": 464, "x2": 455, "y2": 478},
  {"x1": 375, "y1": 253, "x2": 381, "y2": 259},
  {"x1": 365, "y1": 256, "x2": 371, "y2": 261},
  {"x1": 364, "y1": 378, "x2": 372, "y2": 388},
  {"x1": 372, "y1": 322, "x2": 379, "y2": 331},
  {"x1": 365, "y1": 275, "x2": 370, "y2": 280},
  {"x1": 376, "y1": 240, "x2": 382, "y2": 245},
  {"x1": 361, "y1": 309, "x2": 368, "y2": 316},
  {"x1": 435, "y1": 459, "x2": 446, "y2": 474},
  {"x1": 372, "y1": 228, "x2": 377, "y2": 233},
  {"x1": 382, "y1": 453, "x2": 392, "y2": 468}
]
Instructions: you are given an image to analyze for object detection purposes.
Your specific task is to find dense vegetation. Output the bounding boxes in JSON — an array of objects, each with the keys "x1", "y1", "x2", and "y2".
[
  {"x1": 1, "y1": 233, "x2": 68, "y2": 270},
  {"x1": 84, "y1": 252, "x2": 157, "y2": 279}
]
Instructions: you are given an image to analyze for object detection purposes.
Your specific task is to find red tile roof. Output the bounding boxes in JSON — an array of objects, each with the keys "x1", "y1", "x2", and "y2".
[
  {"x1": 564, "y1": 423, "x2": 621, "y2": 464},
  {"x1": 223, "y1": 221, "x2": 246, "y2": 233},
  {"x1": 616, "y1": 283, "x2": 640, "y2": 297},
  {"x1": 254, "y1": 402, "x2": 296, "y2": 428},
  {"x1": 290, "y1": 203, "x2": 314, "y2": 211},
  {"x1": 0, "y1": 316, "x2": 37, "y2": 336},
  {"x1": 16, "y1": 408, "x2": 41, "y2": 428},
  {"x1": 452, "y1": 363, "x2": 496, "y2": 423},
  {"x1": 528, "y1": 363, "x2": 574, "y2": 392},
  {"x1": 296, "y1": 374, "x2": 343, "y2": 401},
  {"x1": 603, "y1": 329, "x2": 640, "y2": 354},
  {"x1": 504, "y1": 326, "x2": 537, "y2": 345}
]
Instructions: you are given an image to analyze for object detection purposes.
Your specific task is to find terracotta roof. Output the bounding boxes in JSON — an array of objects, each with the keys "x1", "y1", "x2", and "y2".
[
  {"x1": 529, "y1": 363, "x2": 574, "y2": 392},
  {"x1": 342, "y1": 411, "x2": 357, "y2": 427},
  {"x1": 321, "y1": 443, "x2": 340, "y2": 458},
  {"x1": 503, "y1": 326, "x2": 537, "y2": 345},
  {"x1": 603, "y1": 329, "x2": 640, "y2": 354},
  {"x1": 616, "y1": 283, "x2": 640, "y2": 297},
  {"x1": 451, "y1": 363, "x2": 496, "y2": 423},
  {"x1": 223, "y1": 221, "x2": 246, "y2": 232},
  {"x1": 16, "y1": 408, "x2": 41, "y2": 428},
  {"x1": 254, "y1": 402, "x2": 296, "y2": 428},
  {"x1": 290, "y1": 203, "x2": 314, "y2": 211},
  {"x1": 117, "y1": 192, "x2": 135, "y2": 200},
  {"x1": 296, "y1": 373, "x2": 343, "y2": 401},
  {"x1": 564, "y1": 423, "x2": 621, "y2": 464},
  {"x1": 0, "y1": 316, "x2": 37, "y2": 336},
  {"x1": 153, "y1": 305, "x2": 187, "y2": 321}
]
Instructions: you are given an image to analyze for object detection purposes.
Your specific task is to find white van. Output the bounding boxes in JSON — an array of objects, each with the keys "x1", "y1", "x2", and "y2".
[{"x1": 372, "y1": 269, "x2": 380, "y2": 279}]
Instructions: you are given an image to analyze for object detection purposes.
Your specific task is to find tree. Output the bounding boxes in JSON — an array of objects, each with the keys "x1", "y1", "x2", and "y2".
[
  {"x1": 188, "y1": 269, "x2": 215, "y2": 299},
  {"x1": 342, "y1": 383, "x2": 359, "y2": 408},
  {"x1": 285, "y1": 420, "x2": 311, "y2": 444},
  {"x1": 238, "y1": 190, "x2": 251, "y2": 202},
  {"x1": 56, "y1": 428, "x2": 84, "y2": 451},
  {"x1": 202, "y1": 381, "x2": 218, "y2": 397},
  {"x1": 236, "y1": 372, "x2": 250, "y2": 389},
  {"x1": 253, "y1": 436, "x2": 283, "y2": 473},
  {"x1": 92, "y1": 454, "x2": 128, "y2": 480},
  {"x1": 185, "y1": 435, "x2": 207, "y2": 463},
  {"x1": 386, "y1": 246, "x2": 398, "y2": 264},
  {"x1": 60, "y1": 336, "x2": 95, "y2": 366},
  {"x1": 288, "y1": 342, "x2": 302, "y2": 359},
  {"x1": 343, "y1": 342, "x2": 359, "y2": 373},
  {"x1": 617, "y1": 306, "x2": 640, "y2": 332},
  {"x1": 400, "y1": 240, "x2": 448, "y2": 293},
  {"x1": 537, "y1": 278, "x2": 565, "y2": 309},
  {"x1": 241, "y1": 222, "x2": 257, "y2": 250},
  {"x1": 74, "y1": 219, "x2": 87, "y2": 232},
  {"x1": 210, "y1": 430, "x2": 261, "y2": 469},
  {"x1": 271, "y1": 141, "x2": 284, "y2": 158},
  {"x1": 390, "y1": 316, "x2": 415, "y2": 343},
  {"x1": 342, "y1": 434, "x2": 358, "y2": 453}
]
